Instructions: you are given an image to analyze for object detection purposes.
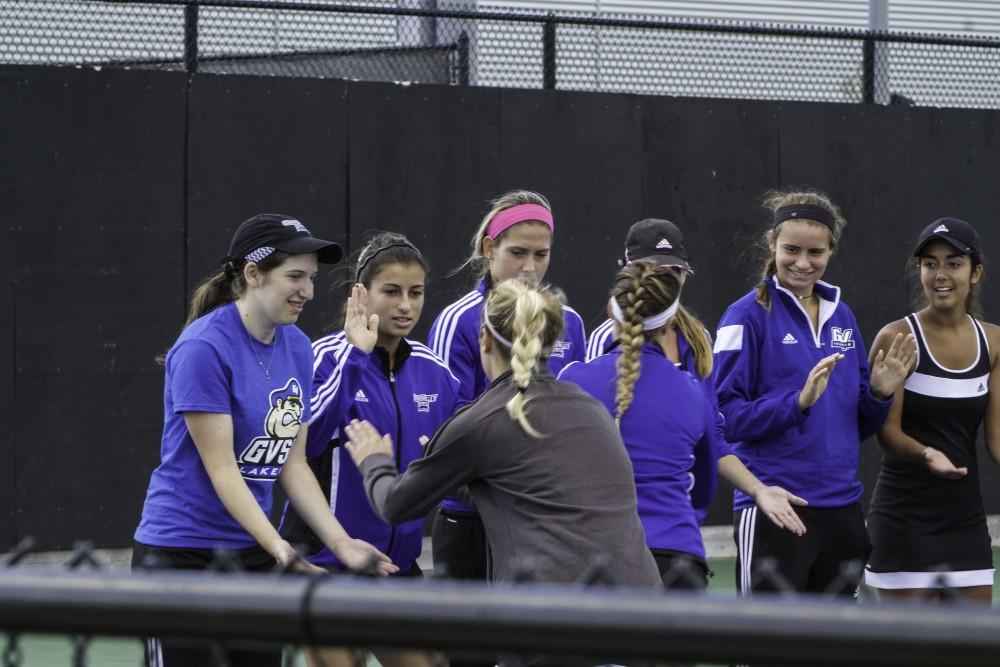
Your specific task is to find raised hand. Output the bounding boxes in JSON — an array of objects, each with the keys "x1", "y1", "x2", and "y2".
[
  {"x1": 870, "y1": 333, "x2": 916, "y2": 399},
  {"x1": 797, "y1": 353, "x2": 843, "y2": 412},
  {"x1": 344, "y1": 283, "x2": 379, "y2": 353},
  {"x1": 344, "y1": 419, "x2": 395, "y2": 467}
]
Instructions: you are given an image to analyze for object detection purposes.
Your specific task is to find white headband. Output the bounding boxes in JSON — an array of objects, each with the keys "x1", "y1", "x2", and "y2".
[
  {"x1": 610, "y1": 297, "x2": 680, "y2": 331},
  {"x1": 483, "y1": 314, "x2": 513, "y2": 348}
]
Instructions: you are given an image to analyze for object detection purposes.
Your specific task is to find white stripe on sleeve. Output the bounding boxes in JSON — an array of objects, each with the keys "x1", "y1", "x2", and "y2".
[{"x1": 713, "y1": 324, "x2": 744, "y2": 353}]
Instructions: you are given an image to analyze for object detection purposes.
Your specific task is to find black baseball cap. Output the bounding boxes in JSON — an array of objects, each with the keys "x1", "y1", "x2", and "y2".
[
  {"x1": 913, "y1": 217, "x2": 979, "y2": 257},
  {"x1": 224, "y1": 213, "x2": 343, "y2": 265},
  {"x1": 621, "y1": 218, "x2": 692, "y2": 272}
]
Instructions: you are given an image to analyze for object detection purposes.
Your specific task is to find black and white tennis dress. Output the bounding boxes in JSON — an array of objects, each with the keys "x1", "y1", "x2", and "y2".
[{"x1": 866, "y1": 313, "x2": 995, "y2": 589}]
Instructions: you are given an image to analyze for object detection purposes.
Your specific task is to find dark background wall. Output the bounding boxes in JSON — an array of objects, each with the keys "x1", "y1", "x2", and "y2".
[{"x1": 4, "y1": 64, "x2": 1000, "y2": 549}]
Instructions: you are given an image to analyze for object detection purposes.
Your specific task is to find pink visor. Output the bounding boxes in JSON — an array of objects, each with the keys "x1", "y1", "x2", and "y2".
[{"x1": 486, "y1": 204, "x2": 554, "y2": 239}]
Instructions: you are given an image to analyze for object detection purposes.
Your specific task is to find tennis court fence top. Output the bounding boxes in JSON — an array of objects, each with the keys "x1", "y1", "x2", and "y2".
[{"x1": 3, "y1": 0, "x2": 1000, "y2": 109}]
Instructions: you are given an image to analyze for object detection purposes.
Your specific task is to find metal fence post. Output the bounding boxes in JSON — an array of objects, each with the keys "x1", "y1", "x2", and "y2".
[
  {"x1": 457, "y1": 31, "x2": 470, "y2": 86},
  {"x1": 543, "y1": 15, "x2": 556, "y2": 90},
  {"x1": 861, "y1": 37, "x2": 875, "y2": 104},
  {"x1": 184, "y1": 1, "x2": 199, "y2": 73}
]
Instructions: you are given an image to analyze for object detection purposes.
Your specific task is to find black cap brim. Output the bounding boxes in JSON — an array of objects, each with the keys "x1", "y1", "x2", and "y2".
[
  {"x1": 913, "y1": 234, "x2": 974, "y2": 257},
  {"x1": 275, "y1": 237, "x2": 344, "y2": 264}
]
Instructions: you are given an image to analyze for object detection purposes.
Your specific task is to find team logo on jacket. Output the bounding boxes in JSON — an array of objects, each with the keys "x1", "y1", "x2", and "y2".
[
  {"x1": 551, "y1": 340, "x2": 571, "y2": 358},
  {"x1": 413, "y1": 393, "x2": 439, "y2": 412},
  {"x1": 237, "y1": 379, "x2": 303, "y2": 481},
  {"x1": 830, "y1": 327, "x2": 855, "y2": 351}
]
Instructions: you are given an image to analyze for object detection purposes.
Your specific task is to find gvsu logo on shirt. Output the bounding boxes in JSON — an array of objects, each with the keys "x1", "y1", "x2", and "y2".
[
  {"x1": 413, "y1": 393, "x2": 439, "y2": 413},
  {"x1": 550, "y1": 340, "x2": 571, "y2": 358},
  {"x1": 237, "y1": 378, "x2": 303, "y2": 482},
  {"x1": 830, "y1": 327, "x2": 856, "y2": 351}
]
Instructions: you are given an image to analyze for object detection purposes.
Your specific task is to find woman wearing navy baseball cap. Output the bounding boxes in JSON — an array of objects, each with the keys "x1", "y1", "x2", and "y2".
[
  {"x1": 133, "y1": 213, "x2": 395, "y2": 667},
  {"x1": 713, "y1": 190, "x2": 914, "y2": 597},
  {"x1": 866, "y1": 217, "x2": 998, "y2": 603}
]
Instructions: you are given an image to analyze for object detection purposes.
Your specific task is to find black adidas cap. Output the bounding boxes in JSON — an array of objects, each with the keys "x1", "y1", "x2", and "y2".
[
  {"x1": 621, "y1": 218, "x2": 692, "y2": 272},
  {"x1": 913, "y1": 217, "x2": 979, "y2": 257},
  {"x1": 223, "y1": 213, "x2": 343, "y2": 266}
]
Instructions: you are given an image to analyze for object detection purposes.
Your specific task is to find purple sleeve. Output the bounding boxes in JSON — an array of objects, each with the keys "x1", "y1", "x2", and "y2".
[
  {"x1": 431, "y1": 313, "x2": 480, "y2": 407},
  {"x1": 169, "y1": 340, "x2": 231, "y2": 414},
  {"x1": 712, "y1": 309, "x2": 808, "y2": 443},
  {"x1": 564, "y1": 309, "x2": 587, "y2": 364},
  {"x1": 690, "y1": 395, "x2": 719, "y2": 516},
  {"x1": 306, "y1": 343, "x2": 365, "y2": 458}
]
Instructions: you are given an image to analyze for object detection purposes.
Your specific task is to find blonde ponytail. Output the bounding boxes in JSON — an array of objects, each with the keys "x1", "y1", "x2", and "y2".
[
  {"x1": 673, "y1": 306, "x2": 713, "y2": 378},
  {"x1": 484, "y1": 279, "x2": 564, "y2": 436}
]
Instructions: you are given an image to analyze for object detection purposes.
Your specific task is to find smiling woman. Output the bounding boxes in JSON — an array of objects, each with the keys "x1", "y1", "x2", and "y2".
[
  {"x1": 866, "y1": 218, "x2": 1000, "y2": 604},
  {"x1": 132, "y1": 213, "x2": 394, "y2": 667},
  {"x1": 713, "y1": 190, "x2": 915, "y2": 598}
]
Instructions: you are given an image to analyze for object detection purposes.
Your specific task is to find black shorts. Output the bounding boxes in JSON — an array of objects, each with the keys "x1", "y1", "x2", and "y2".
[
  {"x1": 734, "y1": 503, "x2": 869, "y2": 597},
  {"x1": 132, "y1": 542, "x2": 284, "y2": 667},
  {"x1": 431, "y1": 507, "x2": 489, "y2": 581}
]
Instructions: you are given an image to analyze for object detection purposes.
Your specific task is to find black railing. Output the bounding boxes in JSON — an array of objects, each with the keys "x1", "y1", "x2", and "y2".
[
  {"x1": 3, "y1": 539, "x2": 1000, "y2": 667},
  {"x1": 3, "y1": 0, "x2": 1000, "y2": 107}
]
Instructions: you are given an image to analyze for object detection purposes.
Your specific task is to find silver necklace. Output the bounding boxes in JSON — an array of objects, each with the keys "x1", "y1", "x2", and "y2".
[
  {"x1": 242, "y1": 323, "x2": 277, "y2": 380},
  {"x1": 797, "y1": 292, "x2": 815, "y2": 301}
]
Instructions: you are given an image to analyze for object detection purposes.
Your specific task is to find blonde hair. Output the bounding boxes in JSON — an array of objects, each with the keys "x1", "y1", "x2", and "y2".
[
  {"x1": 483, "y1": 279, "x2": 565, "y2": 436},
  {"x1": 457, "y1": 190, "x2": 552, "y2": 285},
  {"x1": 755, "y1": 189, "x2": 848, "y2": 309},
  {"x1": 612, "y1": 261, "x2": 682, "y2": 425}
]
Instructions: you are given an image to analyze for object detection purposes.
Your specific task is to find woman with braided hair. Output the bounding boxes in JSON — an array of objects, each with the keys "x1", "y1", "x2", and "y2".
[
  {"x1": 560, "y1": 260, "x2": 717, "y2": 588},
  {"x1": 344, "y1": 278, "x2": 660, "y2": 588}
]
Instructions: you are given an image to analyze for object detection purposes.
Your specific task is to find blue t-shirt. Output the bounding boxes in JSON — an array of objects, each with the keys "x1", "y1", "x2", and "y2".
[{"x1": 134, "y1": 302, "x2": 314, "y2": 549}]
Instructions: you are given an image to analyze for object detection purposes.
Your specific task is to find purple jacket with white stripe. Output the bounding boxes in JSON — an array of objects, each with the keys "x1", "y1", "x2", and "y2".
[
  {"x1": 281, "y1": 333, "x2": 459, "y2": 572},
  {"x1": 712, "y1": 277, "x2": 892, "y2": 510},
  {"x1": 428, "y1": 279, "x2": 587, "y2": 511}
]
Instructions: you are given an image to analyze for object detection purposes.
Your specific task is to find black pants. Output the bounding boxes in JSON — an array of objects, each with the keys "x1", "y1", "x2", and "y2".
[
  {"x1": 132, "y1": 542, "x2": 285, "y2": 667},
  {"x1": 431, "y1": 508, "x2": 489, "y2": 581},
  {"x1": 652, "y1": 550, "x2": 709, "y2": 590},
  {"x1": 431, "y1": 508, "x2": 493, "y2": 667},
  {"x1": 734, "y1": 503, "x2": 870, "y2": 597}
]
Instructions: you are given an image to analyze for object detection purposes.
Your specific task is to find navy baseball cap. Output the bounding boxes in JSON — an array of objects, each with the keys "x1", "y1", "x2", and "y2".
[
  {"x1": 620, "y1": 218, "x2": 692, "y2": 272},
  {"x1": 913, "y1": 217, "x2": 979, "y2": 257},
  {"x1": 224, "y1": 213, "x2": 343, "y2": 265}
]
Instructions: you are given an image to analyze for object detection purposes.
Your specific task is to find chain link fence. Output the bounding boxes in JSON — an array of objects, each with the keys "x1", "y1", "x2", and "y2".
[{"x1": 3, "y1": 0, "x2": 1000, "y2": 108}]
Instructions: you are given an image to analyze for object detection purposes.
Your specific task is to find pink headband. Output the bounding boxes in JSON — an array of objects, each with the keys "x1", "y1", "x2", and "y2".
[{"x1": 486, "y1": 204, "x2": 554, "y2": 239}]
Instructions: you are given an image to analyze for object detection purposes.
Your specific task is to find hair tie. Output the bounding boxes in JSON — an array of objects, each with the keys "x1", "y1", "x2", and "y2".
[{"x1": 517, "y1": 385, "x2": 528, "y2": 394}]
